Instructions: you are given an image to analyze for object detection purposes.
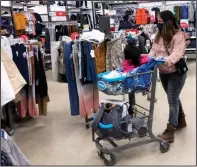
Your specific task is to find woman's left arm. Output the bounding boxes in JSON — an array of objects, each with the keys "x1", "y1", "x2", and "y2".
[{"x1": 164, "y1": 32, "x2": 186, "y2": 66}]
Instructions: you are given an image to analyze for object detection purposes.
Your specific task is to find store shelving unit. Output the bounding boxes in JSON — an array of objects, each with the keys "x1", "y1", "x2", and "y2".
[{"x1": 1, "y1": 4, "x2": 16, "y2": 37}]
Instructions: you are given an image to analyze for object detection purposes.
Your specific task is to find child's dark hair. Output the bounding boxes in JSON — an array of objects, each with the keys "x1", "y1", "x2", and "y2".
[{"x1": 124, "y1": 42, "x2": 141, "y2": 66}]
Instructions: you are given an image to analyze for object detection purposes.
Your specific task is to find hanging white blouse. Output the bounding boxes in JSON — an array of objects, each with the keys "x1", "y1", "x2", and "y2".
[
  {"x1": 1, "y1": 61, "x2": 15, "y2": 106},
  {"x1": 1, "y1": 36, "x2": 13, "y2": 59},
  {"x1": 51, "y1": 41, "x2": 61, "y2": 81}
]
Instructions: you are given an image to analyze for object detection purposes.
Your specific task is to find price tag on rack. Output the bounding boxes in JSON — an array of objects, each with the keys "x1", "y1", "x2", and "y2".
[
  {"x1": 24, "y1": 6, "x2": 27, "y2": 11},
  {"x1": 90, "y1": 50, "x2": 95, "y2": 58},
  {"x1": 83, "y1": 24, "x2": 89, "y2": 32}
]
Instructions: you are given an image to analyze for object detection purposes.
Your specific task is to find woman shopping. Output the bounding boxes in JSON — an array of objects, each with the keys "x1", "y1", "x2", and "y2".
[{"x1": 149, "y1": 10, "x2": 187, "y2": 143}]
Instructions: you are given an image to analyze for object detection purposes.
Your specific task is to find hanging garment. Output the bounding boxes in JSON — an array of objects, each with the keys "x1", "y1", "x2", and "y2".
[
  {"x1": 24, "y1": 12, "x2": 35, "y2": 35},
  {"x1": 70, "y1": 25, "x2": 78, "y2": 34},
  {"x1": 1, "y1": 48, "x2": 26, "y2": 95},
  {"x1": 63, "y1": 25, "x2": 69, "y2": 36},
  {"x1": 33, "y1": 48, "x2": 49, "y2": 116},
  {"x1": 188, "y1": 4, "x2": 194, "y2": 21},
  {"x1": 174, "y1": 6, "x2": 182, "y2": 22},
  {"x1": 93, "y1": 42, "x2": 106, "y2": 74},
  {"x1": 135, "y1": 8, "x2": 150, "y2": 25},
  {"x1": 70, "y1": 14, "x2": 77, "y2": 21},
  {"x1": 76, "y1": 1, "x2": 87, "y2": 7},
  {"x1": 1, "y1": 36, "x2": 13, "y2": 59},
  {"x1": 106, "y1": 40, "x2": 113, "y2": 71},
  {"x1": 106, "y1": 38, "x2": 127, "y2": 71},
  {"x1": 181, "y1": 5, "x2": 188, "y2": 19},
  {"x1": 1, "y1": 62, "x2": 15, "y2": 107},
  {"x1": 35, "y1": 50, "x2": 48, "y2": 98},
  {"x1": 13, "y1": 12, "x2": 28, "y2": 31},
  {"x1": 12, "y1": 44, "x2": 29, "y2": 83},
  {"x1": 118, "y1": 21, "x2": 136, "y2": 31},
  {"x1": 83, "y1": 14, "x2": 93, "y2": 29},
  {"x1": 16, "y1": 87, "x2": 28, "y2": 118},
  {"x1": 45, "y1": 28, "x2": 51, "y2": 53},
  {"x1": 64, "y1": 42, "x2": 79, "y2": 116},
  {"x1": 16, "y1": 47, "x2": 38, "y2": 118},
  {"x1": 80, "y1": 41, "x2": 97, "y2": 84},
  {"x1": 55, "y1": 25, "x2": 64, "y2": 41},
  {"x1": 58, "y1": 42, "x2": 66, "y2": 75},
  {"x1": 51, "y1": 41, "x2": 61, "y2": 81},
  {"x1": 1, "y1": 130, "x2": 31, "y2": 165},
  {"x1": 72, "y1": 42, "x2": 99, "y2": 117}
]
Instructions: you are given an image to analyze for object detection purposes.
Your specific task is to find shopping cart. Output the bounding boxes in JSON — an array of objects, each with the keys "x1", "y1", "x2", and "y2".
[{"x1": 92, "y1": 64, "x2": 170, "y2": 166}]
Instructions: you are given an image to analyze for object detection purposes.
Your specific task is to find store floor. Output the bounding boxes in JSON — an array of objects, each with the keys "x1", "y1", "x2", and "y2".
[{"x1": 13, "y1": 62, "x2": 196, "y2": 165}]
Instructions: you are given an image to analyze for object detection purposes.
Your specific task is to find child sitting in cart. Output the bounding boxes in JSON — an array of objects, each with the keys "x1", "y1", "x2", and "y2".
[
  {"x1": 122, "y1": 39, "x2": 150, "y2": 72},
  {"x1": 123, "y1": 37, "x2": 158, "y2": 102}
]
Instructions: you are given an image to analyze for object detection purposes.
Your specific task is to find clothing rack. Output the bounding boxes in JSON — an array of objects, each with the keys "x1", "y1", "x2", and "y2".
[
  {"x1": 43, "y1": 21, "x2": 78, "y2": 28},
  {"x1": 7, "y1": 37, "x2": 24, "y2": 46},
  {"x1": 139, "y1": 2, "x2": 191, "y2": 9},
  {"x1": 59, "y1": 39, "x2": 99, "y2": 129},
  {"x1": 75, "y1": 39, "x2": 96, "y2": 129}
]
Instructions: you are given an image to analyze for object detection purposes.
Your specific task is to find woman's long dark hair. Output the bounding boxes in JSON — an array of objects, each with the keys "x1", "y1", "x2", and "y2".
[{"x1": 155, "y1": 10, "x2": 179, "y2": 46}]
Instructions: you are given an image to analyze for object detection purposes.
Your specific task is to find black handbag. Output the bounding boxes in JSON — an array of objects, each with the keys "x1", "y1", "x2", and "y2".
[{"x1": 163, "y1": 43, "x2": 188, "y2": 75}]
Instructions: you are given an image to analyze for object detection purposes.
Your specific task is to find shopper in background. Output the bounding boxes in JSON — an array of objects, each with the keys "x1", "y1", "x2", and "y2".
[
  {"x1": 149, "y1": 10, "x2": 187, "y2": 143},
  {"x1": 118, "y1": 14, "x2": 135, "y2": 31}
]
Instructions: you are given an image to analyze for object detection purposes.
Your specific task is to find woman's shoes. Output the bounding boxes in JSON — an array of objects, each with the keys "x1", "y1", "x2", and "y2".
[
  {"x1": 159, "y1": 115, "x2": 187, "y2": 143},
  {"x1": 158, "y1": 123, "x2": 176, "y2": 143},
  {"x1": 176, "y1": 113, "x2": 187, "y2": 130}
]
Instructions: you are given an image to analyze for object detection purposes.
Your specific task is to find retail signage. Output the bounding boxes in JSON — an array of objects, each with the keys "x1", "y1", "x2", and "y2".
[
  {"x1": 180, "y1": 19, "x2": 189, "y2": 28},
  {"x1": 49, "y1": 12, "x2": 67, "y2": 16},
  {"x1": 56, "y1": 12, "x2": 67, "y2": 16}
]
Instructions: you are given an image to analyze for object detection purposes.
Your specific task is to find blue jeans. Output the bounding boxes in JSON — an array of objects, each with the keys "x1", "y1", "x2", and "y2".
[
  {"x1": 160, "y1": 72, "x2": 186, "y2": 127},
  {"x1": 64, "y1": 42, "x2": 79, "y2": 116}
]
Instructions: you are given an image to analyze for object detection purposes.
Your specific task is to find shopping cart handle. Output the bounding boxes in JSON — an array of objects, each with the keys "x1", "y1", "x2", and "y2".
[{"x1": 99, "y1": 122, "x2": 113, "y2": 129}]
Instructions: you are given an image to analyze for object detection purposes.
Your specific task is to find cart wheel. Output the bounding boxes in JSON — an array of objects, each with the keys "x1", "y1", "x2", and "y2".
[
  {"x1": 86, "y1": 124, "x2": 89, "y2": 129},
  {"x1": 103, "y1": 154, "x2": 116, "y2": 166},
  {"x1": 98, "y1": 151, "x2": 104, "y2": 159},
  {"x1": 138, "y1": 127, "x2": 147, "y2": 137},
  {"x1": 160, "y1": 141, "x2": 170, "y2": 153}
]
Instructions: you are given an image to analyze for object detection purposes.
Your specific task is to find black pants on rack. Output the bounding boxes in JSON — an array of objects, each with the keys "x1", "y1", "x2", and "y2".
[{"x1": 76, "y1": 1, "x2": 87, "y2": 7}]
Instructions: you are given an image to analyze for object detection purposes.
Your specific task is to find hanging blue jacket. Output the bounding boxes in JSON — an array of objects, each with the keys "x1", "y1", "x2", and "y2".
[
  {"x1": 124, "y1": 57, "x2": 164, "y2": 92},
  {"x1": 182, "y1": 5, "x2": 189, "y2": 19}
]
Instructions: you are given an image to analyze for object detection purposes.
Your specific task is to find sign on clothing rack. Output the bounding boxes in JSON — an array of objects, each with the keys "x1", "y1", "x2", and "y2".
[{"x1": 49, "y1": 11, "x2": 67, "y2": 17}]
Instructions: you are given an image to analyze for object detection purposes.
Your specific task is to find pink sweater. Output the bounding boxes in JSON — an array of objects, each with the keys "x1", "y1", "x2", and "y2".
[
  {"x1": 122, "y1": 55, "x2": 150, "y2": 72},
  {"x1": 149, "y1": 31, "x2": 186, "y2": 74}
]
